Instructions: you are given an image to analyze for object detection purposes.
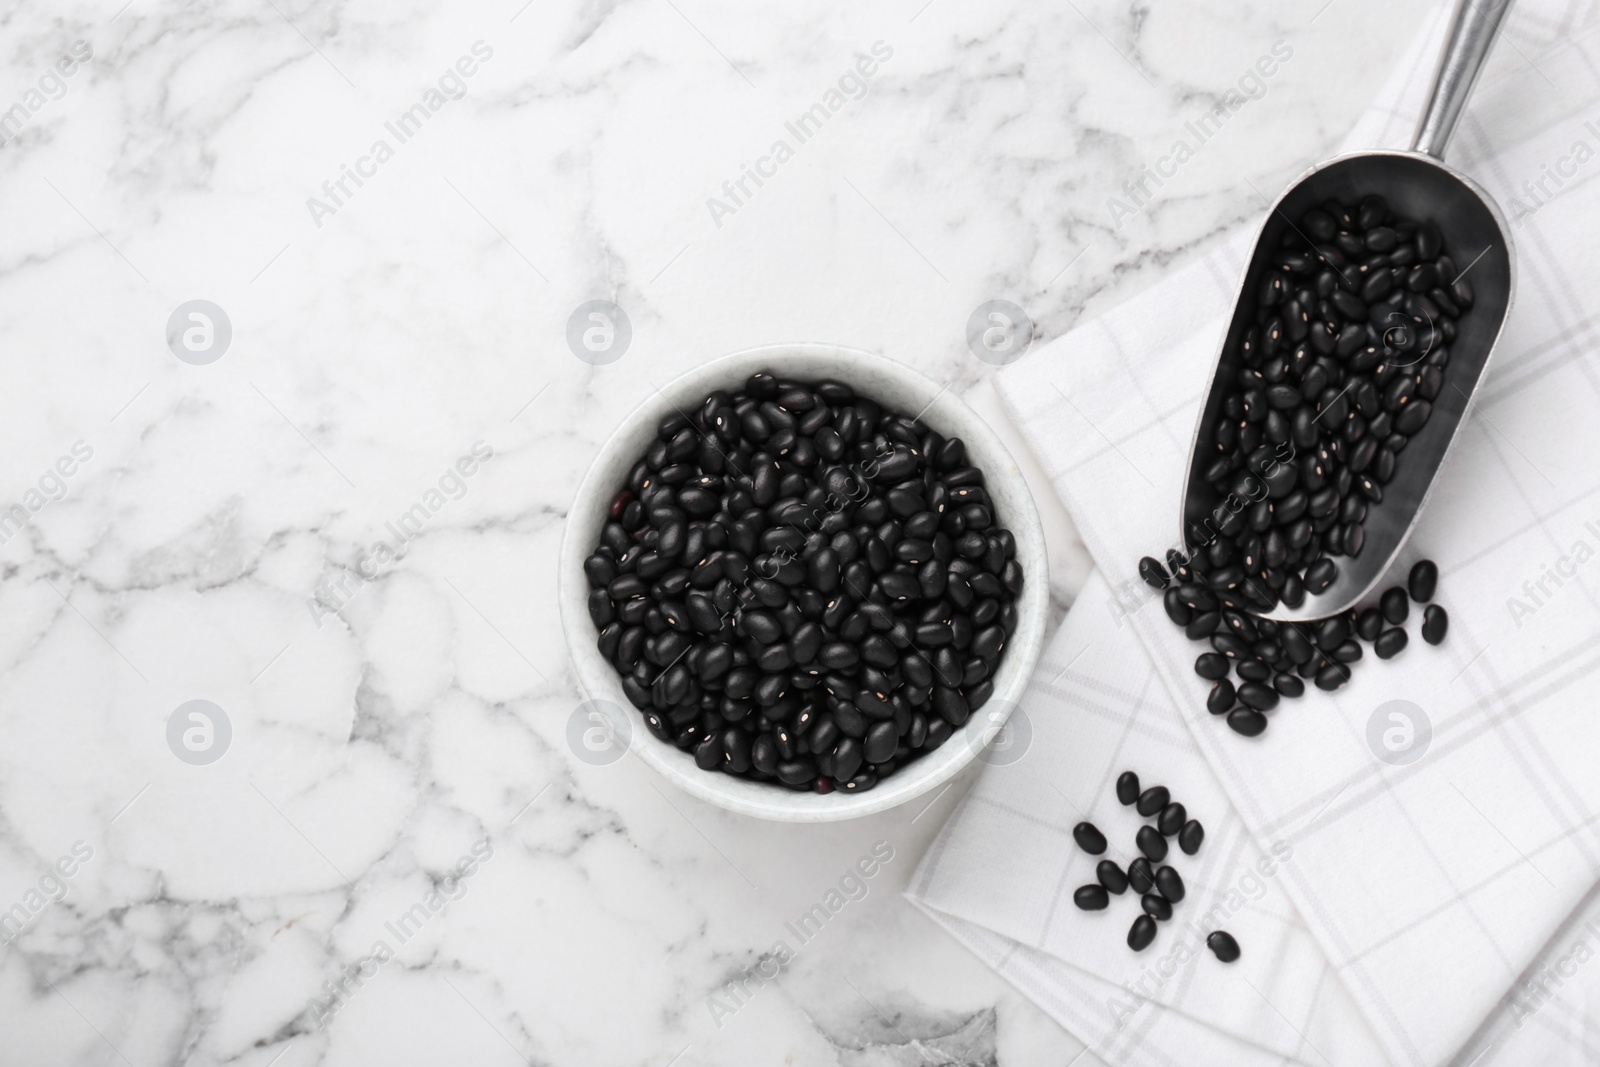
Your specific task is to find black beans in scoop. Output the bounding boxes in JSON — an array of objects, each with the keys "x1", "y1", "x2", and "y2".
[
  {"x1": 588, "y1": 371, "x2": 1024, "y2": 794},
  {"x1": 1140, "y1": 197, "x2": 1469, "y2": 736}
]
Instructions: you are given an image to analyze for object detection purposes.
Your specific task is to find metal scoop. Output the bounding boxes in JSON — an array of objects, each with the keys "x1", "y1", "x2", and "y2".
[{"x1": 1181, "y1": 0, "x2": 1516, "y2": 623}]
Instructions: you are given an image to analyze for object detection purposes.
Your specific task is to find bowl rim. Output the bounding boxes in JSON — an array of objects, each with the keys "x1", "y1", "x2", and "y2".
[{"x1": 557, "y1": 342, "x2": 1049, "y2": 821}]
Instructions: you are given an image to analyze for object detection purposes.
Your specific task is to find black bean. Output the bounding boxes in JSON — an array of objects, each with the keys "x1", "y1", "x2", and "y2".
[
  {"x1": 1116, "y1": 771, "x2": 1141, "y2": 806},
  {"x1": 1206, "y1": 679, "x2": 1236, "y2": 715},
  {"x1": 971, "y1": 625, "x2": 1005, "y2": 661},
  {"x1": 1136, "y1": 826, "x2": 1169, "y2": 862},
  {"x1": 587, "y1": 589, "x2": 615, "y2": 628},
  {"x1": 864, "y1": 721, "x2": 898, "y2": 763},
  {"x1": 1072, "y1": 821, "x2": 1108, "y2": 855},
  {"x1": 819, "y1": 642, "x2": 859, "y2": 671},
  {"x1": 1236, "y1": 659, "x2": 1271, "y2": 683},
  {"x1": 1142, "y1": 894, "x2": 1173, "y2": 921},
  {"x1": 1314, "y1": 664, "x2": 1348, "y2": 690},
  {"x1": 1127, "y1": 856, "x2": 1156, "y2": 894},
  {"x1": 1280, "y1": 625, "x2": 1313, "y2": 663},
  {"x1": 1128, "y1": 915, "x2": 1158, "y2": 951},
  {"x1": 1380, "y1": 586, "x2": 1409, "y2": 624},
  {"x1": 1206, "y1": 931, "x2": 1241, "y2": 963},
  {"x1": 1409, "y1": 559, "x2": 1438, "y2": 602},
  {"x1": 1139, "y1": 556, "x2": 1170, "y2": 589},
  {"x1": 1157, "y1": 803, "x2": 1187, "y2": 836},
  {"x1": 1314, "y1": 616, "x2": 1348, "y2": 648},
  {"x1": 1394, "y1": 399, "x2": 1432, "y2": 434},
  {"x1": 1273, "y1": 673, "x2": 1304, "y2": 698},
  {"x1": 1375, "y1": 627, "x2": 1408, "y2": 659},
  {"x1": 1304, "y1": 558, "x2": 1338, "y2": 594},
  {"x1": 1097, "y1": 859, "x2": 1130, "y2": 894},
  {"x1": 789, "y1": 622, "x2": 823, "y2": 664},
  {"x1": 1237, "y1": 682, "x2": 1279, "y2": 711},
  {"x1": 1153, "y1": 865, "x2": 1185, "y2": 903},
  {"x1": 1422, "y1": 604, "x2": 1448, "y2": 644},
  {"x1": 1211, "y1": 633, "x2": 1252, "y2": 660},
  {"x1": 1136, "y1": 786, "x2": 1170, "y2": 817},
  {"x1": 1227, "y1": 708, "x2": 1268, "y2": 736},
  {"x1": 1074, "y1": 885, "x2": 1110, "y2": 911},
  {"x1": 1195, "y1": 653, "x2": 1230, "y2": 680},
  {"x1": 832, "y1": 737, "x2": 864, "y2": 781},
  {"x1": 1179, "y1": 820, "x2": 1205, "y2": 855},
  {"x1": 1164, "y1": 589, "x2": 1194, "y2": 626},
  {"x1": 584, "y1": 553, "x2": 618, "y2": 588},
  {"x1": 1356, "y1": 607, "x2": 1383, "y2": 641},
  {"x1": 776, "y1": 758, "x2": 817, "y2": 786}
]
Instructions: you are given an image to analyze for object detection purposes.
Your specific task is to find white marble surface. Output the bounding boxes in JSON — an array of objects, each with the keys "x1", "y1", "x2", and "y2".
[{"x1": 0, "y1": 1, "x2": 1426, "y2": 1064}]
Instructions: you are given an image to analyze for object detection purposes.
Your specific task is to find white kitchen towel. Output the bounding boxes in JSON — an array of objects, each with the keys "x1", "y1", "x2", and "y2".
[{"x1": 908, "y1": 1, "x2": 1600, "y2": 1065}]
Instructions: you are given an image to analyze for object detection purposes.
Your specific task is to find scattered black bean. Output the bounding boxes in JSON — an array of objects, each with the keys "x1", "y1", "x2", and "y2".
[
  {"x1": 1127, "y1": 857, "x2": 1156, "y2": 894},
  {"x1": 1207, "y1": 679, "x2": 1236, "y2": 715},
  {"x1": 1315, "y1": 664, "x2": 1349, "y2": 691},
  {"x1": 1422, "y1": 604, "x2": 1449, "y2": 644},
  {"x1": 1153, "y1": 864, "x2": 1186, "y2": 903},
  {"x1": 590, "y1": 371, "x2": 1023, "y2": 793},
  {"x1": 1356, "y1": 607, "x2": 1384, "y2": 641},
  {"x1": 1136, "y1": 825, "x2": 1169, "y2": 862},
  {"x1": 1206, "y1": 930, "x2": 1241, "y2": 963},
  {"x1": 1179, "y1": 820, "x2": 1205, "y2": 855},
  {"x1": 1227, "y1": 708, "x2": 1268, "y2": 736},
  {"x1": 1139, "y1": 556, "x2": 1170, "y2": 590},
  {"x1": 1074, "y1": 885, "x2": 1110, "y2": 911},
  {"x1": 1380, "y1": 586, "x2": 1410, "y2": 625},
  {"x1": 1128, "y1": 915, "x2": 1158, "y2": 951},
  {"x1": 1409, "y1": 559, "x2": 1439, "y2": 603},
  {"x1": 1136, "y1": 786, "x2": 1170, "y2": 817},
  {"x1": 1142, "y1": 894, "x2": 1173, "y2": 921},
  {"x1": 1097, "y1": 859, "x2": 1130, "y2": 894},
  {"x1": 1116, "y1": 770, "x2": 1141, "y2": 806},
  {"x1": 1375, "y1": 627, "x2": 1408, "y2": 659},
  {"x1": 1073, "y1": 821, "x2": 1108, "y2": 855},
  {"x1": 1157, "y1": 802, "x2": 1187, "y2": 836},
  {"x1": 1237, "y1": 682, "x2": 1279, "y2": 712}
]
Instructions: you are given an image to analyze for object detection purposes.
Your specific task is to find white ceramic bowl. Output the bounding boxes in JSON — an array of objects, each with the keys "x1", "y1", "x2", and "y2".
[{"x1": 558, "y1": 344, "x2": 1048, "y2": 821}]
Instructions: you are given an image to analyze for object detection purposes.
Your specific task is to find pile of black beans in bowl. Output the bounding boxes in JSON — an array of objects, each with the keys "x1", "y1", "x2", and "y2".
[
  {"x1": 584, "y1": 371, "x2": 1024, "y2": 794},
  {"x1": 1139, "y1": 194, "x2": 1461, "y2": 737}
]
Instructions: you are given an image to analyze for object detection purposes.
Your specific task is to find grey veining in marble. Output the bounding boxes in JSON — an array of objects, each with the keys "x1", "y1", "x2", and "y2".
[{"x1": 0, "y1": 1, "x2": 1423, "y2": 1064}]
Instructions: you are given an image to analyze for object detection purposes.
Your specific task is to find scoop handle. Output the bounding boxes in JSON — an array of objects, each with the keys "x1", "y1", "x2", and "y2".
[{"x1": 1412, "y1": 0, "x2": 1514, "y2": 158}]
